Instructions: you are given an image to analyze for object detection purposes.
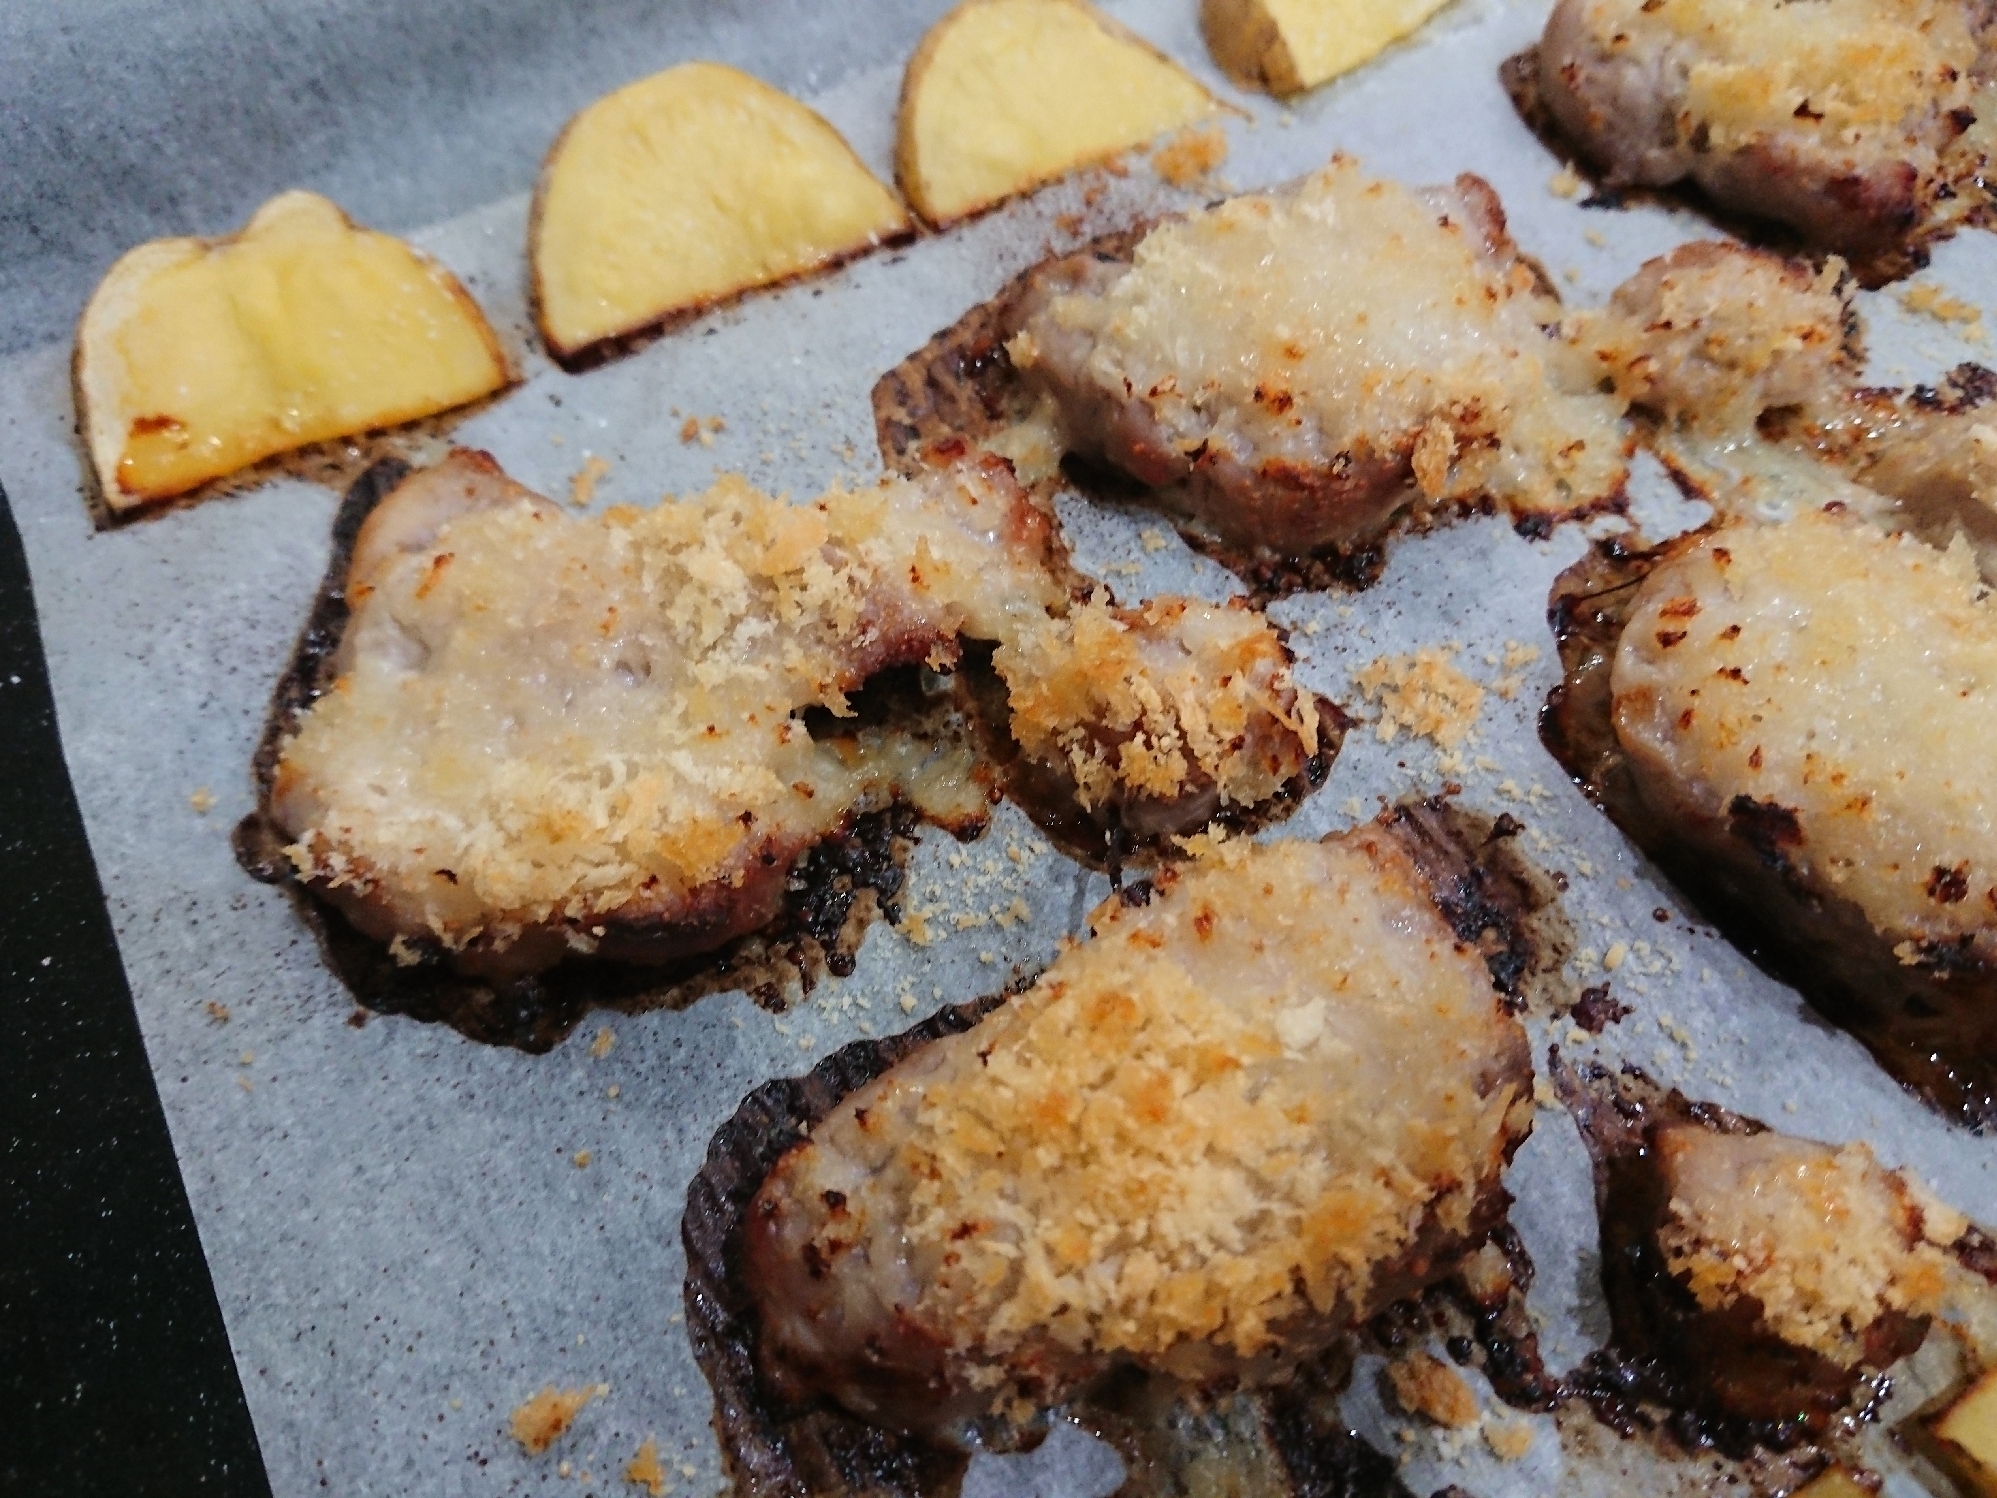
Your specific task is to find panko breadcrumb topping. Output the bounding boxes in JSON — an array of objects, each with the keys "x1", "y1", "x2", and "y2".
[
  {"x1": 749, "y1": 829, "x2": 1532, "y2": 1431},
  {"x1": 1353, "y1": 647, "x2": 1484, "y2": 748},
  {"x1": 1656, "y1": 1126, "x2": 1958, "y2": 1364},
  {"x1": 996, "y1": 596, "x2": 1321, "y2": 811}
]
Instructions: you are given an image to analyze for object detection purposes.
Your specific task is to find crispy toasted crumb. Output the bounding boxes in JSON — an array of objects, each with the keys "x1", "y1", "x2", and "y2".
[
  {"x1": 508, "y1": 1383, "x2": 605, "y2": 1454},
  {"x1": 1483, "y1": 1416, "x2": 1535, "y2": 1460},
  {"x1": 624, "y1": 1435, "x2": 667, "y2": 1494},
  {"x1": 568, "y1": 454, "x2": 612, "y2": 508},
  {"x1": 1387, "y1": 1350, "x2": 1480, "y2": 1427},
  {"x1": 1549, "y1": 164, "x2": 1584, "y2": 198},
  {"x1": 589, "y1": 1027, "x2": 616, "y2": 1060},
  {"x1": 274, "y1": 453, "x2": 1064, "y2": 965},
  {"x1": 1152, "y1": 124, "x2": 1229, "y2": 187},
  {"x1": 189, "y1": 787, "x2": 216, "y2": 814},
  {"x1": 1353, "y1": 647, "x2": 1484, "y2": 748},
  {"x1": 204, "y1": 1001, "x2": 231, "y2": 1023},
  {"x1": 573, "y1": 1150, "x2": 592, "y2": 1169}
]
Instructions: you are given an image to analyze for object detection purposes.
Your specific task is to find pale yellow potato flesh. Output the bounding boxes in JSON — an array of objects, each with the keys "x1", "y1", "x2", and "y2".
[
  {"x1": 532, "y1": 62, "x2": 911, "y2": 360},
  {"x1": 1787, "y1": 1469, "x2": 1875, "y2": 1498},
  {"x1": 1201, "y1": 0, "x2": 1456, "y2": 96},
  {"x1": 1923, "y1": 1370, "x2": 1997, "y2": 1497},
  {"x1": 76, "y1": 191, "x2": 510, "y2": 510},
  {"x1": 896, "y1": 0, "x2": 1220, "y2": 225}
]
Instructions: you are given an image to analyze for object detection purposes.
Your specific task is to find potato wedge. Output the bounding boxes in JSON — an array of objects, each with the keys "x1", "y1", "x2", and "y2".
[
  {"x1": 1919, "y1": 1370, "x2": 1997, "y2": 1497},
  {"x1": 896, "y1": 0, "x2": 1220, "y2": 226},
  {"x1": 531, "y1": 63, "x2": 910, "y2": 362},
  {"x1": 1201, "y1": 0, "x2": 1456, "y2": 96},
  {"x1": 75, "y1": 190, "x2": 510, "y2": 512}
]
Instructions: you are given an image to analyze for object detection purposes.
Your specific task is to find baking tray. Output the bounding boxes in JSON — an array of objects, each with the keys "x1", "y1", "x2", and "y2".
[{"x1": 6, "y1": 0, "x2": 1997, "y2": 1493}]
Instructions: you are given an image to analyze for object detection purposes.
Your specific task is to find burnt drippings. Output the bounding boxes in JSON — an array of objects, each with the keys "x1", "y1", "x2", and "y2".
[
  {"x1": 1571, "y1": 985, "x2": 1631, "y2": 1033},
  {"x1": 1262, "y1": 1379, "x2": 1418, "y2": 1498},
  {"x1": 1541, "y1": 533, "x2": 1997, "y2": 1128},
  {"x1": 1379, "y1": 797, "x2": 1560, "y2": 1008}
]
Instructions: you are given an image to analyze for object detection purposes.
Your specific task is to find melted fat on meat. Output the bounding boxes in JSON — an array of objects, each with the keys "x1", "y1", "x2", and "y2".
[
  {"x1": 745, "y1": 829, "x2": 1533, "y2": 1442},
  {"x1": 1006, "y1": 154, "x2": 1627, "y2": 528},
  {"x1": 995, "y1": 596, "x2": 1323, "y2": 817},
  {"x1": 274, "y1": 452, "x2": 1065, "y2": 960},
  {"x1": 1612, "y1": 510, "x2": 1997, "y2": 959},
  {"x1": 1654, "y1": 1124, "x2": 1961, "y2": 1365}
]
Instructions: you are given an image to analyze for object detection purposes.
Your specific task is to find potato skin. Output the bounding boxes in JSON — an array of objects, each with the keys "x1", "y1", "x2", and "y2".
[{"x1": 1199, "y1": 0, "x2": 1304, "y2": 96}]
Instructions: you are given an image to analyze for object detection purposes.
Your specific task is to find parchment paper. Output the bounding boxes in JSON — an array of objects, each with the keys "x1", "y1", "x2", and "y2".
[{"x1": 5, "y1": 0, "x2": 1997, "y2": 1493}]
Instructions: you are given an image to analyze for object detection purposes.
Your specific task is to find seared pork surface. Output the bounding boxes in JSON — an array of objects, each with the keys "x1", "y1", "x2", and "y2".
[
  {"x1": 271, "y1": 450, "x2": 1331, "y2": 981},
  {"x1": 743, "y1": 828, "x2": 1534, "y2": 1446},
  {"x1": 1001, "y1": 155, "x2": 1628, "y2": 555},
  {"x1": 1536, "y1": 0, "x2": 1997, "y2": 265},
  {"x1": 1611, "y1": 509, "x2": 1997, "y2": 965}
]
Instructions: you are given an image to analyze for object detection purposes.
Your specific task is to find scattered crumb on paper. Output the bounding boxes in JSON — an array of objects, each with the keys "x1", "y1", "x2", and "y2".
[
  {"x1": 1353, "y1": 647, "x2": 1484, "y2": 747},
  {"x1": 188, "y1": 787, "x2": 216, "y2": 813},
  {"x1": 1153, "y1": 125, "x2": 1228, "y2": 187},
  {"x1": 625, "y1": 1435, "x2": 667, "y2": 1494},
  {"x1": 589, "y1": 1026, "x2": 617, "y2": 1060},
  {"x1": 1386, "y1": 1350, "x2": 1479, "y2": 1427},
  {"x1": 509, "y1": 1383, "x2": 606, "y2": 1454},
  {"x1": 568, "y1": 454, "x2": 612, "y2": 508}
]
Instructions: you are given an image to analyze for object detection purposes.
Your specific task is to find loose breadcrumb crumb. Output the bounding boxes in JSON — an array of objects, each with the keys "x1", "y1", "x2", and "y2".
[
  {"x1": 1549, "y1": 164, "x2": 1583, "y2": 199},
  {"x1": 568, "y1": 455, "x2": 611, "y2": 509},
  {"x1": 589, "y1": 1027, "x2": 616, "y2": 1060},
  {"x1": 573, "y1": 1150, "x2": 592, "y2": 1169},
  {"x1": 625, "y1": 1435, "x2": 667, "y2": 1494},
  {"x1": 189, "y1": 787, "x2": 216, "y2": 814},
  {"x1": 1152, "y1": 125, "x2": 1229, "y2": 187},
  {"x1": 1353, "y1": 647, "x2": 1485, "y2": 748},
  {"x1": 1900, "y1": 282, "x2": 1983, "y2": 327},
  {"x1": 509, "y1": 1383, "x2": 606, "y2": 1454},
  {"x1": 1387, "y1": 1350, "x2": 1480, "y2": 1427},
  {"x1": 205, "y1": 1001, "x2": 231, "y2": 1023},
  {"x1": 1484, "y1": 1417, "x2": 1534, "y2": 1460}
]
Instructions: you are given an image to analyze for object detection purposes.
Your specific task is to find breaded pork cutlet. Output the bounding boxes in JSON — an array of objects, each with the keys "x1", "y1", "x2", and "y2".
[
  {"x1": 1531, "y1": 0, "x2": 1997, "y2": 271},
  {"x1": 999, "y1": 154, "x2": 1629, "y2": 558},
  {"x1": 743, "y1": 826, "x2": 1535, "y2": 1446},
  {"x1": 267, "y1": 449, "x2": 1332, "y2": 985}
]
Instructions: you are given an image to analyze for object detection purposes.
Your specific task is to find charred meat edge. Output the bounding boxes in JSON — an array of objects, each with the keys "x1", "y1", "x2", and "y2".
[
  {"x1": 1541, "y1": 535, "x2": 1997, "y2": 1127},
  {"x1": 682, "y1": 799, "x2": 1535, "y2": 1498}
]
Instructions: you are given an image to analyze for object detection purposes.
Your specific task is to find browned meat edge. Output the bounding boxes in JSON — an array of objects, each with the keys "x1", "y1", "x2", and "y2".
[{"x1": 1540, "y1": 538, "x2": 1997, "y2": 1127}]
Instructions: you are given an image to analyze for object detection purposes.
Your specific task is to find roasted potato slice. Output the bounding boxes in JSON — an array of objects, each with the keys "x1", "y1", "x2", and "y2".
[
  {"x1": 531, "y1": 62, "x2": 911, "y2": 362},
  {"x1": 75, "y1": 190, "x2": 510, "y2": 511},
  {"x1": 1919, "y1": 1370, "x2": 1997, "y2": 1496},
  {"x1": 1202, "y1": 0, "x2": 1457, "y2": 96},
  {"x1": 895, "y1": 0, "x2": 1220, "y2": 226}
]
